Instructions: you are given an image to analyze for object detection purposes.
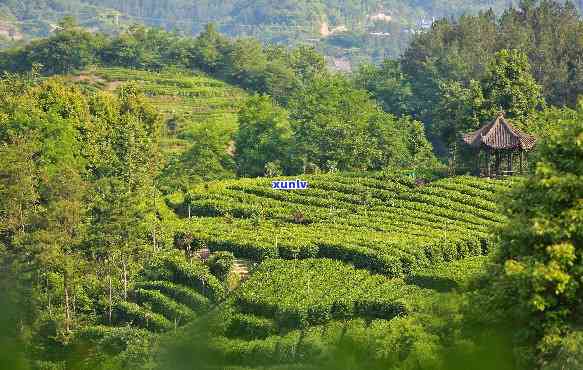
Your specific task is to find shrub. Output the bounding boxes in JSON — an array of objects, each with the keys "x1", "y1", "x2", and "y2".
[
  {"x1": 226, "y1": 313, "x2": 277, "y2": 340},
  {"x1": 208, "y1": 251, "x2": 235, "y2": 282}
]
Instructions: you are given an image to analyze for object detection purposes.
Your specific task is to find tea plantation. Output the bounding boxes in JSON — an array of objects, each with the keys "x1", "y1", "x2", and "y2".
[{"x1": 72, "y1": 172, "x2": 514, "y2": 368}]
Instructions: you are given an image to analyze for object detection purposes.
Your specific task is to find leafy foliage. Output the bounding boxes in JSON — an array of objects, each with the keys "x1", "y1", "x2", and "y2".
[
  {"x1": 235, "y1": 95, "x2": 294, "y2": 177},
  {"x1": 491, "y1": 112, "x2": 583, "y2": 365}
]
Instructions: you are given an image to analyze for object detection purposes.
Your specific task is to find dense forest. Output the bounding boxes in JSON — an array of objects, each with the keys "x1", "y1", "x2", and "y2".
[{"x1": 1, "y1": 1, "x2": 583, "y2": 369}]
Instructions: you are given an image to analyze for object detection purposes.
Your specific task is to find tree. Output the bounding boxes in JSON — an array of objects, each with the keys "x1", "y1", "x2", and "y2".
[
  {"x1": 290, "y1": 45, "x2": 327, "y2": 85},
  {"x1": 492, "y1": 109, "x2": 583, "y2": 366},
  {"x1": 160, "y1": 121, "x2": 236, "y2": 191},
  {"x1": 482, "y1": 49, "x2": 545, "y2": 121},
  {"x1": 221, "y1": 38, "x2": 269, "y2": 91},
  {"x1": 21, "y1": 22, "x2": 102, "y2": 74},
  {"x1": 430, "y1": 79, "x2": 486, "y2": 151},
  {"x1": 0, "y1": 76, "x2": 92, "y2": 340},
  {"x1": 234, "y1": 95, "x2": 294, "y2": 177},
  {"x1": 30, "y1": 167, "x2": 88, "y2": 335},
  {"x1": 85, "y1": 85, "x2": 162, "y2": 301},
  {"x1": 288, "y1": 74, "x2": 432, "y2": 172},
  {"x1": 353, "y1": 60, "x2": 413, "y2": 117},
  {"x1": 190, "y1": 23, "x2": 230, "y2": 74},
  {"x1": 0, "y1": 137, "x2": 38, "y2": 240}
]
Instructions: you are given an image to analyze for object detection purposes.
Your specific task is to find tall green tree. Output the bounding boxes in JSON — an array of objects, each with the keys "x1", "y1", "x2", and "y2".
[
  {"x1": 86, "y1": 85, "x2": 162, "y2": 301},
  {"x1": 160, "y1": 121, "x2": 236, "y2": 190},
  {"x1": 491, "y1": 108, "x2": 583, "y2": 367},
  {"x1": 353, "y1": 60, "x2": 413, "y2": 117},
  {"x1": 482, "y1": 49, "x2": 545, "y2": 121},
  {"x1": 431, "y1": 79, "x2": 486, "y2": 149},
  {"x1": 290, "y1": 45, "x2": 327, "y2": 85},
  {"x1": 190, "y1": 23, "x2": 230, "y2": 74},
  {"x1": 289, "y1": 75, "x2": 435, "y2": 172},
  {"x1": 20, "y1": 22, "x2": 102, "y2": 75},
  {"x1": 235, "y1": 95, "x2": 294, "y2": 177}
]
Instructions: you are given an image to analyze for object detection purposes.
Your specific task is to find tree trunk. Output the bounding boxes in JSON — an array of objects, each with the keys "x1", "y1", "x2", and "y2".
[
  {"x1": 64, "y1": 272, "x2": 70, "y2": 333},
  {"x1": 47, "y1": 274, "x2": 52, "y2": 318},
  {"x1": 122, "y1": 259, "x2": 128, "y2": 300},
  {"x1": 448, "y1": 142, "x2": 457, "y2": 176},
  {"x1": 19, "y1": 203, "x2": 25, "y2": 235},
  {"x1": 151, "y1": 186, "x2": 158, "y2": 250},
  {"x1": 108, "y1": 273, "x2": 113, "y2": 324},
  {"x1": 72, "y1": 286, "x2": 76, "y2": 327}
]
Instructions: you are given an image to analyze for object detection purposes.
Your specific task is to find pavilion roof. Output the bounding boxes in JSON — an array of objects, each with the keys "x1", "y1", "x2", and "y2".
[{"x1": 462, "y1": 114, "x2": 537, "y2": 150}]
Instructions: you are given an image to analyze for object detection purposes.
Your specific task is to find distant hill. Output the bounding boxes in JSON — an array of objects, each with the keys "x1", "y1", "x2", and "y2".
[{"x1": 0, "y1": 0, "x2": 547, "y2": 63}]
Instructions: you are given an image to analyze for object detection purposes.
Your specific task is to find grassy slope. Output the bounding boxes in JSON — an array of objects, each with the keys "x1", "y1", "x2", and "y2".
[
  {"x1": 195, "y1": 256, "x2": 494, "y2": 368},
  {"x1": 60, "y1": 69, "x2": 515, "y2": 363},
  {"x1": 74, "y1": 169, "x2": 512, "y2": 366},
  {"x1": 69, "y1": 66, "x2": 246, "y2": 157}
]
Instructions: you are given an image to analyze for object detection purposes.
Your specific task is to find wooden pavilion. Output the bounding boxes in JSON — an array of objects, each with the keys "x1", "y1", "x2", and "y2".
[{"x1": 462, "y1": 113, "x2": 536, "y2": 177}]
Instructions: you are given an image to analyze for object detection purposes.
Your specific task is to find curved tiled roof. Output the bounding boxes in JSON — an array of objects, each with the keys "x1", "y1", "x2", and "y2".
[{"x1": 463, "y1": 114, "x2": 536, "y2": 150}]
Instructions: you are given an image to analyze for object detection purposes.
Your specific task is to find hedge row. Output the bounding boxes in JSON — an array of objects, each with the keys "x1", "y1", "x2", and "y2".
[
  {"x1": 167, "y1": 259, "x2": 225, "y2": 301},
  {"x1": 226, "y1": 313, "x2": 278, "y2": 340},
  {"x1": 132, "y1": 288, "x2": 196, "y2": 323},
  {"x1": 136, "y1": 280, "x2": 210, "y2": 311},
  {"x1": 113, "y1": 301, "x2": 172, "y2": 333},
  {"x1": 233, "y1": 259, "x2": 425, "y2": 329}
]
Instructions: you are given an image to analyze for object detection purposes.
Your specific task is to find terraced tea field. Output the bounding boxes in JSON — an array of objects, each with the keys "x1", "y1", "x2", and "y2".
[
  {"x1": 200, "y1": 255, "x2": 493, "y2": 368},
  {"x1": 157, "y1": 173, "x2": 516, "y2": 367},
  {"x1": 70, "y1": 67, "x2": 246, "y2": 157},
  {"x1": 171, "y1": 174, "x2": 513, "y2": 276},
  {"x1": 82, "y1": 173, "x2": 514, "y2": 368}
]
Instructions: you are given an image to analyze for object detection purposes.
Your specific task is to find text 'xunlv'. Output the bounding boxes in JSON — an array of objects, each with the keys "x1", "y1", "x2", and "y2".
[{"x1": 272, "y1": 179, "x2": 309, "y2": 190}]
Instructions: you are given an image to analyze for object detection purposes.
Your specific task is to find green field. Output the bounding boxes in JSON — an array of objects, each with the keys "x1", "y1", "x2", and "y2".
[
  {"x1": 198, "y1": 256, "x2": 493, "y2": 368},
  {"x1": 71, "y1": 172, "x2": 512, "y2": 367},
  {"x1": 170, "y1": 173, "x2": 509, "y2": 366},
  {"x1": 171, "y1": 174, "x2": 511, "y2": 275}
]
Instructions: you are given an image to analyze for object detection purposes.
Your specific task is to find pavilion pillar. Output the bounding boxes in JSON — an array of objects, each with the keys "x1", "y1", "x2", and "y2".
[
  {"x1": 476, "y1": 148, "x2": 481, "y2": 176},
  {"x1": 486, "y1": 149, "x2": 491, "y2": 177},
  {"x1": 519, "y1": 151, "x2": 523, "y2": 174},
  {"x1": 495, "y1": 151, "x2": 501, "y2": 177},
  {"x1": 508, "y1": 151, "x2": 513, "y2": 173}
]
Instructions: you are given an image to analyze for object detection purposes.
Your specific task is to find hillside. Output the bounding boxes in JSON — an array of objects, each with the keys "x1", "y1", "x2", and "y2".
[
  {"x1": 173, "y1": 174, "x2": 513, "y2": 368},
  {"x1": 64, "y1": 67, "x2": 246, "y2": 190},
  {"x1": 172, "y1": 174, "x2": 511, "y2": 272},
  {"x1": 79, "y1": 173, "x2": 515, "y2": 367},
  {"x1": 0, "y1": 0, "x2": 531, "y2": 63},
  {"x1": 1, "y1": 2, "x2": 582, "y2": 368},
  {"x1": 68, "y1": 67, "x2": 245, "y2": 157}
]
